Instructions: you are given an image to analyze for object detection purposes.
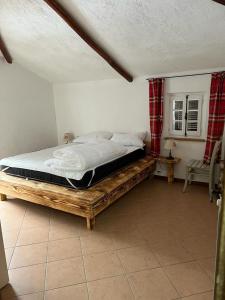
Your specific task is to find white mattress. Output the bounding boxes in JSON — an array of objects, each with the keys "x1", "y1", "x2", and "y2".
[{"x1": 0, "y1": 144, "x2": 141, "y2": 180}]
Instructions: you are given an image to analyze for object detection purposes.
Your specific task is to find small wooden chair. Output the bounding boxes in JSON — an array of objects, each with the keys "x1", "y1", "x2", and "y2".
[{"x1": 183, "y1": 140, "x2": 221, "y2": 201}]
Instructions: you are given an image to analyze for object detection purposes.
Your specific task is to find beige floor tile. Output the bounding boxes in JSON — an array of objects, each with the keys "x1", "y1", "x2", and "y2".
[
  {"x1": 1, "y1": 264, "x2": 46, "y2": 299},
  {"x1": 1, "y1": 217, "x2": 24, "y2": 232},
  {"x1": 80, "y1": 232, "x2": 114, "y2": 255},
  {"x1": 150, "y1": 239, "x2": 194, "y2": 266},
  {"x1": 22, "y1": 211, "x2": 50, "y2": 229},
  {"x1": 97, "y1": 215, "x2": 137, "y2": 232},
  {"x1": 127, "y1": 268, "x2": 179, "y2": 300},
  {"x1": 25, "y1": 205, "x2": 50, "y2": 217},
  {"x1": 0, "y1": 180, "x2": 218, "y2": 300},
  {"x1": 88, "y1": 275, "x2": 134, "y2": 300},
  {"x1": 164, "y1": 261, "x2": 213, "y2": 297},
  {"x1": 45, "y1": 283, "x2": 88, "y2": 300},
  {"x1": 45, "y1": 257, "x2": 85, "y2": 290},
  {"x1": 0, "y1": 202, "x2": 26, "y2": 220},
  {"x1": 2, "y1": 229, "x2": 19, "y2": 248},
  {"x1": 47, "y1": 237, "x2": 82, "y2": 261},
  {"x1": 98, "y1": 195, "x2": 140, "y2": 219},
  {"x1": 5, "y1": 247, "x2": 14, "y2": 268},
  {"x1": 181, "y1": 291, "x2": 213, "y2": 299},
  {"x1": 138, "y1": 223, "x2": 176, "y2": 246},
  {"x1": 50, "y1": 211, "x2": 86, "y2": 236},
  {"x1": 16, "y1": 227, "x2": 49, "y2": 246},
  {"x1": 198, "y1": 258, "x2": 216, "y2": 281},
  {"x1": 49, "y1": 218, "x2": 84, "y2": 240},
  {"x1": 111, "y1": 228, "x2": 146, "y2": 250},
  {"x1": 181, "y1": 235, "x2": 216, "y2": 260},
  {"x1": 117, "y1": 244, "x2": 160, "y2": 273},
  {"x1": 171, "y1": 217, "x2": 208, "y2": 240},
  {"x1": 4, "y1": 292, "x2": 44, "y2": 300},
  {"x1": 83, "y1": 251, "x2": 124, "y2": 281},
  {"x1": 136, "y1": 205, "x2": 173, "y2": 225},
  {"x1": 10, "y1": 243, "x2": 48, "y2": 269}
]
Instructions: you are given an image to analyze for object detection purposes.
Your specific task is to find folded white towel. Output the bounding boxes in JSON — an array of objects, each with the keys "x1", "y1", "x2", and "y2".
[{"x1": 45, "y1": 141, "x2": 127, "y2": 171}]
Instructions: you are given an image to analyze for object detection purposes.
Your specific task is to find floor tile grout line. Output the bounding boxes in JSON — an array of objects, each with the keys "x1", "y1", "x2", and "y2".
[
  {"x1": 195, "y1": 258, "x2": 216, "y2": 284},
  {"x1": 9, "y1": 240, "x2": 50, "y2": 250},
  {"x1": 161, "y1": 260, "x2": 215, "y2": 298},
  {"x1": 7, "y1": 246, "x2": 212, "y2": 272},
  {"x1": 43, "y1": 282, "x2": 88, "y2": 298},
  {"x1": 8, "y1": 205, "x2": 28, "y2": 269},
  {"x1": 80, "y1": 236, "x2": 90, "y2": 300},
  {"x1": 45, "y1": 274, "x2": 126, "y2": 292},
  {"x1": 161, "y1": 265, "x2": 182, "y2": 298},
  {"x1": 0, "y1": 182, "x2": 218, "y2": 299},
  {"x1": 4, "y1": 276, "x2": 212, "y2": 300},
  {"x1": 179, "y1": 289, "x2": 214, "y2": 298},
  {"x1": 6, "y1": 260, "x2": 163, "y2": 276},
  {"x1": 115, "y1": 250, "x2": 135, "y2": 299},
  {"x1": 43, "y1": 209, "x2": 51, "y2": 300}
]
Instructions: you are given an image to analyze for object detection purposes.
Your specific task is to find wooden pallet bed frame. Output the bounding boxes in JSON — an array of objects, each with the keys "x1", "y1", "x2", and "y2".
[{"x1": 0, "y1": 156, "x2": 155, "y2": 229}]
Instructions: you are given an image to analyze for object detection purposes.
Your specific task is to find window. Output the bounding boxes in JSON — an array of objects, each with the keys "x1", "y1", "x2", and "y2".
[{"x1": 169, "y1": 93, "x2": 202, "y2": 137}]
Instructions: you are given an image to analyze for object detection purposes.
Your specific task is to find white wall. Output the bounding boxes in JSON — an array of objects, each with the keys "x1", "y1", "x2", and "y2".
[
  {"x1": 53, "y1": 78, "x2": 149, "y2": 142},
  {"x1": 53, "y1": 73, "x2": 222, "y2": 180},
  {"x1": 0, "y1": 61, "x2": 57, "y2": 158}
]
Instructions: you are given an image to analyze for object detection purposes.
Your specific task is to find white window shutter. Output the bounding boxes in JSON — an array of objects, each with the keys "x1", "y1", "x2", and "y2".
[
  {"x1": 186, "y1": 94, "x2": 202, "y2": 136},
  {"x1": 169, "y1": 94, "x2": 186, "y2": 136}
]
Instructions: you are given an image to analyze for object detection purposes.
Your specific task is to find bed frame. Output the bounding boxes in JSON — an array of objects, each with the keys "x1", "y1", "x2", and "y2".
[{"x1": 0, "y1": 155, "x2": 155, "y2": 229}]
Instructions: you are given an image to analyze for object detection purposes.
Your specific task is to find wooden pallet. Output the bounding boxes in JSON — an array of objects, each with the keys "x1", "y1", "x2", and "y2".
[{"x1": 0, "y1": 156, "x2": 155, "y2": 229}]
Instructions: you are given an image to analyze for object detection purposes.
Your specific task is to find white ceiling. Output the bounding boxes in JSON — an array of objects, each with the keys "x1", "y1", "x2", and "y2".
[{"x1": 0, "y1": 0, "x2": 224, "y2": 83}]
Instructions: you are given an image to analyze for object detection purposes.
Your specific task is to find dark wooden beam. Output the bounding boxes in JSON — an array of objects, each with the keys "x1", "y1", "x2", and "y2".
[
  {"x1": 43, "y1": 0, "x2": 133, "y2": 82},
  {"x1": 213, "y1": 0, "x2": 225, "y2": 5},
  {"x1": 0, "y1": 34, "x2": 12, "y2": 64}
]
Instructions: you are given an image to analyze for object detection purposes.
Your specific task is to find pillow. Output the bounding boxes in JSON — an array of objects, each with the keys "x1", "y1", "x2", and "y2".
[
  {"x1": 86, "y1": 137, "x2": 109, "y2": 144},
  {"x1": 111, "y1": 132, "x2": 144, "y2": 147},
  {"x1": 136, "y1": 131, "x2": 147, "y2": 140},
  {"x1": 73, "y1": 131, "x2": 112, "y2": 143}
]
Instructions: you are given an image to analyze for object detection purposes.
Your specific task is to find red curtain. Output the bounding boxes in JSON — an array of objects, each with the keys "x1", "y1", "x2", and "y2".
[
  {"x1": 149, "y1": 78, "x2": 165, "y2": 157},
  {"x1": 204, "y1": 71, "x2": 225, "y2": 163}
]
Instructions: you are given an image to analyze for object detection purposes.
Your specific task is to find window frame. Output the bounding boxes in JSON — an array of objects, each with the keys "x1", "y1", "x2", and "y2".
[{"x1": 169, "y1": 93, "x2": 203, "y2": 138}]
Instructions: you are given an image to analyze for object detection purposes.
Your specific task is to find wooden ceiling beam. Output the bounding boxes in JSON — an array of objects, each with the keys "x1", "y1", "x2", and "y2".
[
  {"x1": 43, "y1": 0, "x2": 133, "y2": 82},
  {"x1": 213, "y1": 0, "x2": 225, "y2": 5},
  {"x1": 0, "y1": 34, "x2": 12, "y2": 64}
]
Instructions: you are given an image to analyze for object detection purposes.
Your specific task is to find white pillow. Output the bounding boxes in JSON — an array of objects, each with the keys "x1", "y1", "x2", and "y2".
[
  {"x1": 86, "y1": 137, "x2": 109, "y2": 144},
  {"x1": 111, "y1": 133, "x2": 144, "y2": 147},
  {"x1": 73, "y1": 131, "x2": 112, "y2": 143},
  {"x1": 136, "y1": 131, "x2": 147, "y2": 140}
]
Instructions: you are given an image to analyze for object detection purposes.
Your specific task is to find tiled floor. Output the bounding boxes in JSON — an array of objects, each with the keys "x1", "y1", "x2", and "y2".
[{"x1": 0, "y1": 178, "x2": 217, "y2": 300}]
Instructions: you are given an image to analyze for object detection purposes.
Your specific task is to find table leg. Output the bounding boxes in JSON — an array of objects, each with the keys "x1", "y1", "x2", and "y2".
[
  {"x1": 167, "y1": 164, "x2": 174, "y2": 183},
  {"x1": 0, "y1": 194, "x2": 7, "y2": 201}
]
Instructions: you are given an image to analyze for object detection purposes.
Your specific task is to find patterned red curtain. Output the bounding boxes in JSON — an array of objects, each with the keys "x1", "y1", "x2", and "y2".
[
  {"x1": 149, "y1": 78, "x2": 165, "y2": 157},
  {"x1": 204, "y1": 71, "x2": 225, "y2": 163}
]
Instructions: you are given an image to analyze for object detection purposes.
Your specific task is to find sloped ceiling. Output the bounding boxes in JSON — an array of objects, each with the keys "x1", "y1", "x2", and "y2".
[{"x1": 0, "y1": 0, "x2": 224, "y2": 83}]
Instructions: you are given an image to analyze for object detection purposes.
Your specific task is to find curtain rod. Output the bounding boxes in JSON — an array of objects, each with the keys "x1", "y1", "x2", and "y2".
[{"x1": 146, "y1": 71, "x2": 215, "y2": 80}]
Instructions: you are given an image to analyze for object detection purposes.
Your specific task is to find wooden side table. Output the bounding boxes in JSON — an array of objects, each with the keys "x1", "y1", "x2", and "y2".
[{"x1": 156, "y1": 156, "x2": 181, "y2": 183}]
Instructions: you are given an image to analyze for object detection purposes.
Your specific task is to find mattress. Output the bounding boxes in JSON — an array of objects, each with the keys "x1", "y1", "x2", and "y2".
[{"x1": 0, "y1": 145, "x2": 145, "y2": 189}]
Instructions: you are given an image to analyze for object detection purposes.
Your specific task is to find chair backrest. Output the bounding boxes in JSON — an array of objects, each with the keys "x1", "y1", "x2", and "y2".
[
  {"x1": 209, "y1": 141, "x2": 222, "y2": 195},
  {"x1": 210, "y1": 141, "x2": 222, "y2": 167}
]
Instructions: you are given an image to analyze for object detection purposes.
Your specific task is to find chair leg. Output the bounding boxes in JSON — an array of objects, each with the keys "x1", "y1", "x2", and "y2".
[
  {"x1": 209, "y1": 179, "x2": 213, "y2": 202},
  {"x1": 188, "y1": 173, "x2": 193, "y2": 185},
  {"x1": 209, "y1": 189, "x2": 213, "y2": 202},
  {"x1": 183, "y1": 167, "x2": 189, "y2": 192}
]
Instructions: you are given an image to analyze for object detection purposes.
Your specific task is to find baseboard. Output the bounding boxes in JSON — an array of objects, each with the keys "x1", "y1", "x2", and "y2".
[{"x1": 154, "y1": 175, "x2": 208, "y2": 186}]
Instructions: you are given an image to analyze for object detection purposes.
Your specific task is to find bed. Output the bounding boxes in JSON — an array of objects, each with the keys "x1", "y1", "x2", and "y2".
[{"x1": 0, "y1": 138, "x2": 155, "y2": 229}]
